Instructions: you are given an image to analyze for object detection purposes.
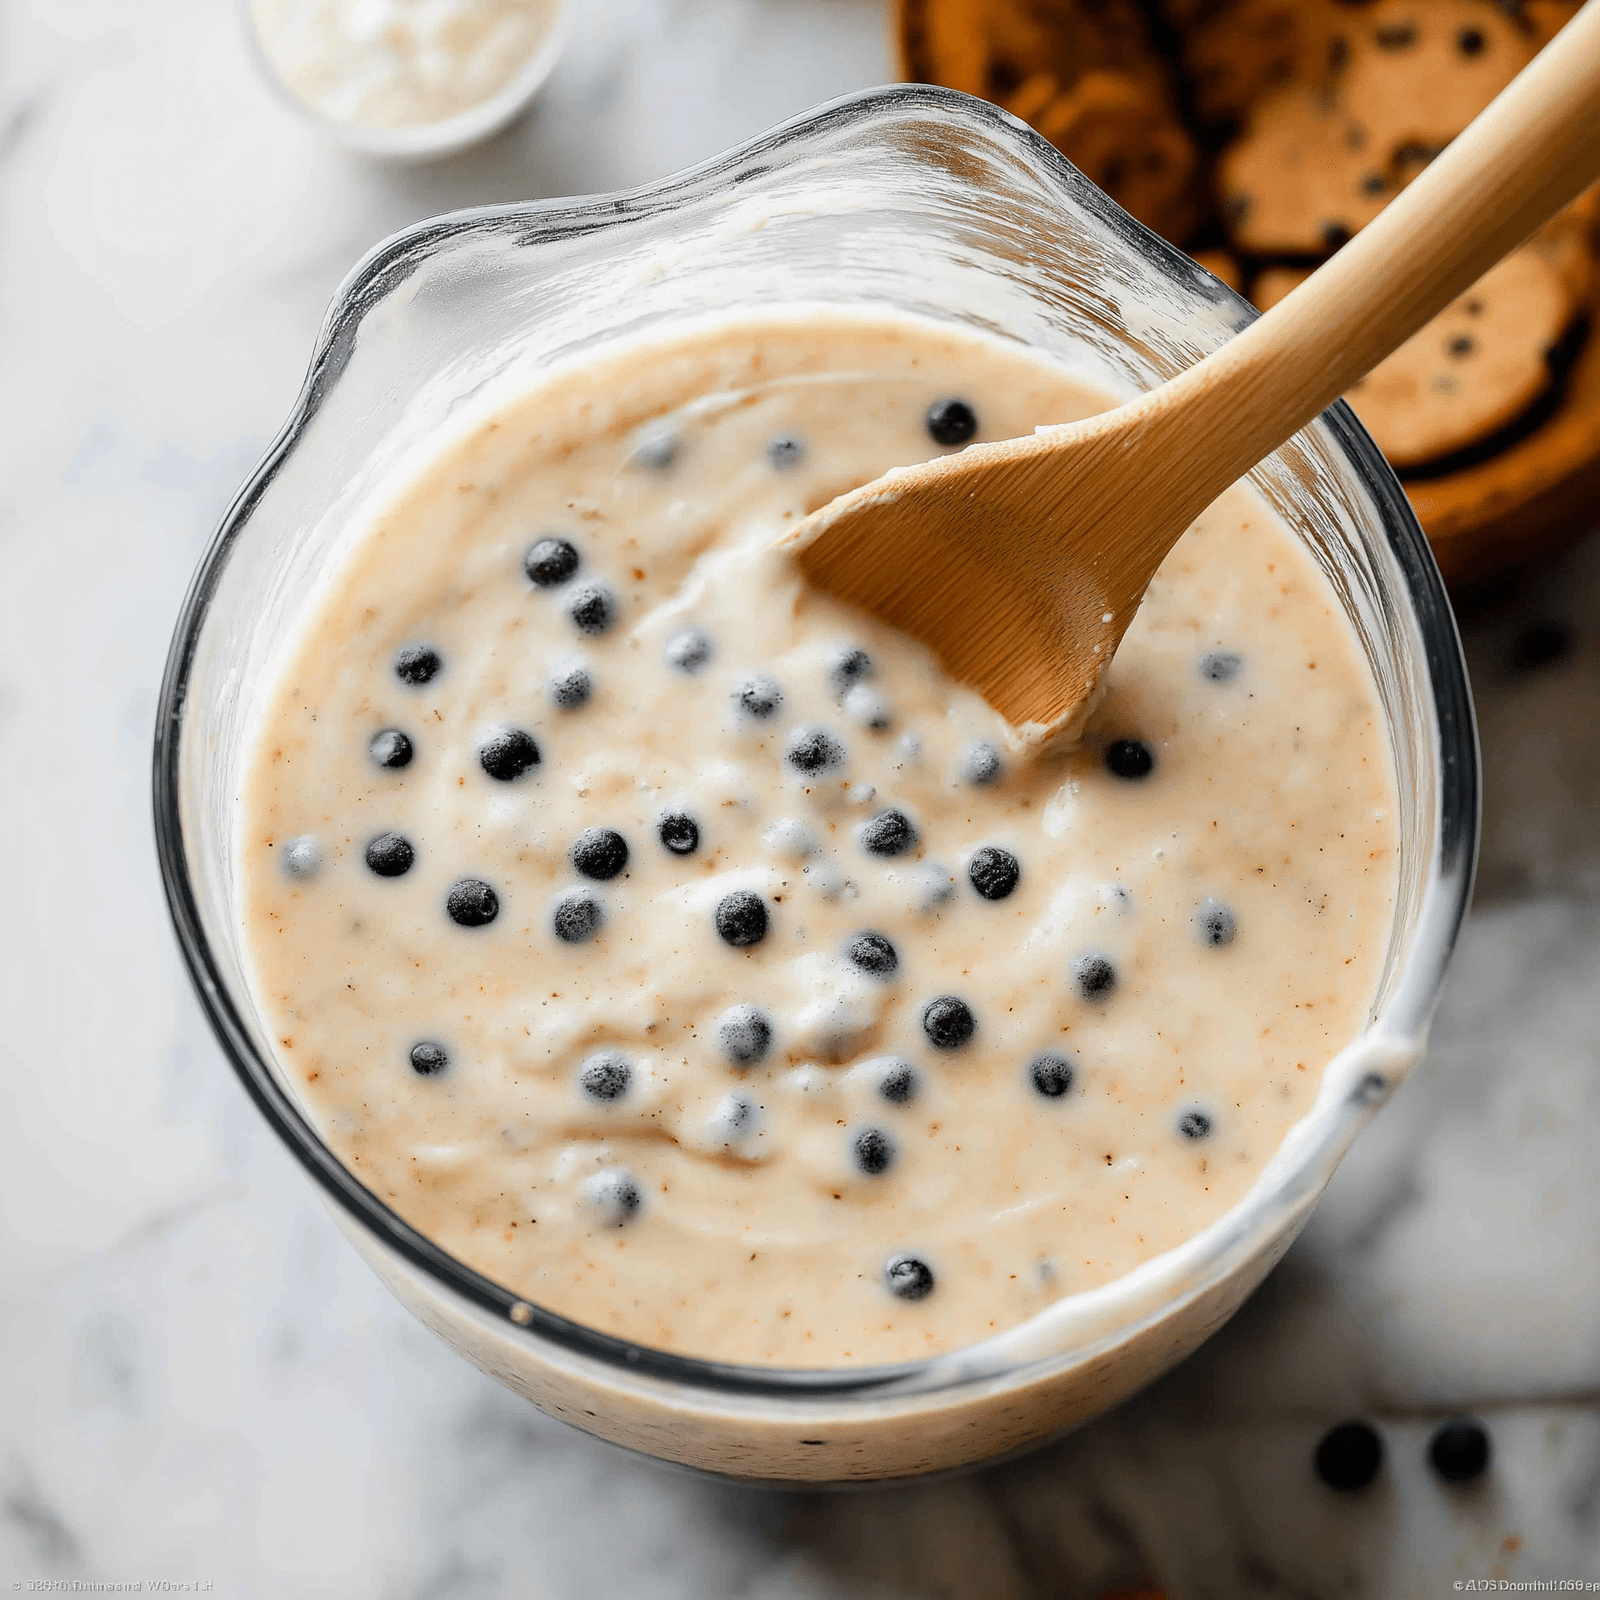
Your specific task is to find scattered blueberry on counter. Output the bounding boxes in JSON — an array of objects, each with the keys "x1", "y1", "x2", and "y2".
[
  {"x1": 524, "y1": 536, "x2": 579, "y2": 588},
  {"x1": 365, "y1": 831, "x2": 415, "y2": 877},
  {"x1": 1314, "y1": 1421, "x2": 1383, "y2": 1491},
  {"x1": 1429, "y1": 1417, "x2": 1491, "y2": 1483},
  {"x1": 369, "y1": 728, "x2": 414, "y2": 769}
]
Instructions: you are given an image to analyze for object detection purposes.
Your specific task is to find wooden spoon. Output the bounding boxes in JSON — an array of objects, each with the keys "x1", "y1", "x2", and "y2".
[{"x1": 778, "y1": 0, "x2": 1600, "y2": 745}]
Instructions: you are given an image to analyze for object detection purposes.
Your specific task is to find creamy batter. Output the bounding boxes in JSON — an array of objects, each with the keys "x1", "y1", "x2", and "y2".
[
  {"x1": 250, "y1": 0, "x2": 562, "y2": 130},
  {"x1": 239, "y1": 311, "x2": 1397, "y2": 1367}
]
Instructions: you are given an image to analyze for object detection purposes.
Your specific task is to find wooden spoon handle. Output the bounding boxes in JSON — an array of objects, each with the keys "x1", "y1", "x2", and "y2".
[{"x1": 1147, "y1": 0, "x2": 1600, "y2": 520}]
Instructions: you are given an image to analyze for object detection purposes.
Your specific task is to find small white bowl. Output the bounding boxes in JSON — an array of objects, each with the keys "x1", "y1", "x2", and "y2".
[{"x1": 241, "y1": 0, "x2": 571, "y2": 161}]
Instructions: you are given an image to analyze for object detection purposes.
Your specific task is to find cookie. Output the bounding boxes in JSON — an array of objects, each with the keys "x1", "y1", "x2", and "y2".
[
  {"x1": 1346, "y1": 244, "x2": 1579, "y2": 470},
  {"x1": 1217, "y1": 84, "x2": 1390, "y2": 256},
  {"x1": 1250, "y1": 264, "x2": 1309, "y2": 311},
  {"x1": 1016, "y1": 69, "x2": 1203, "y2": 238},
  {"x1": 908, "y1": 0, "x2": 1170, "y2": 103},
  {"x1": 1339, "y1": 0, "x2": 1535, "y2": 162},
  {"x1": 1184, "y1": 0, "x2": 1350, "y2": 127},
  {"x1": 1191, "y1": 247, "x2": 1244, "y2": 292}
]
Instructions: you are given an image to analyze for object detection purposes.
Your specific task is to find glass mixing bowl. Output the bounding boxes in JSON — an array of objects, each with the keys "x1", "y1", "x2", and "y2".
[{"x1": 153, "y1": 84, "x2": 1478, "y2": 1484}]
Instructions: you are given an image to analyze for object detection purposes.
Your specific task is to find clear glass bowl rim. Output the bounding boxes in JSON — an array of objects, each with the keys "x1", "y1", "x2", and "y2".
[{"x1": 151, "y1": 83, "x2": 1480, "y2": 1405}]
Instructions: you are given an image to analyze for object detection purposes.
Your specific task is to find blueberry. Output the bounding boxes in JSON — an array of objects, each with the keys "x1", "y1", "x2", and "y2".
[
  {"x1": 853, "y1": 1127, "x2": 895, "y2": 1176},
  {"x1": 582, "y1": 1167, "x2": 642, "y2": 1227},
  {"x1": 857, "y1": 808, "x2": 918, "y2": 857},
  {"x1": 885, "y1": 1253, "x2": 935, "y2": 1301},
  {"x1": 1197, "y1": 900, "x2": 1237, "y2": 947},
  {"x1": 1457, "y1": 25, "x2": 1485, "y2": 54},
  {"x1": 922, "y1": 995, "x2": 975, "y2": 1050},
  {"x1": 548, "y1": 661, "x2": 592, "y2": 709},
  {"x1": 409, "y1": 1042, "x2": 449, "y2": 1076},
  {"x1": 524, "y1": 536, "x2": 579, "y2": 588},
  {"x1": 1105, "y1": 739, "x2": 1154, "y2": 779},
  {"x1": 844, "y1": 685, "x2": 893, "y2": 731},
  {"x1": 708, "y1": 1092, "x2": 761, "y2": 1145},
  {"x1": 1315, "y1": 1422, "x2": 1382, "y2": 1491},
  {"x1": 926, "y1": 398, "x2": 977, "y2": 447},
  {"x1": 717, "y1": 1004, "x2": 772, "y2": 1066},
  {"x1": 877, "y1": 1060, "x2": 919, "y2": 1104},
  {"x1": 785, "y1": 724, "x2": 845, "y2": 774},
  {"x1": 369, "y1": 728, "x2": 414, "y2": 769},
  {"x1": 570, "y1": 827, "x2": 629, "y2": 881},
  {"x1": 632, "y1": 427, "x2": 677, "y2": 471},
  {"x1": 552, "y1": 887, "x2": 604, "y2": 944},
  {"x1": 768, "y1": 434, "x2": 804, "y2": 469},
  {"x1": 1073, "y1": 955, "x2": 1117, "y2": 1000},
  {"x1": 567, "y1": 583, "x2": 617, "y2": 636},
  {"x1": 1199, "y1": 651, "x2": 1242, "y2": 682},
  {"x1": 1178, "y1": 1109, "x2": 1213, "y2": 1140},
  {"x1": 658, "y1": 811, "x2": 700, "y2": 856},
  {"x1": 968, "y1": 846, "x2": 1020, "y2": 901},
  {"x1": 282, "y1": 835, "x2": 321, "y2": 879},
  {"x1": 845, "y1": 932, "x2": 898, "y2": 978},
  {"x1": 665, "y1": 628, "x2": 714, "y2": 674},
  {"x1": 715, "y1": 890, "x2": 768, "y2": 948},
  {"x1": 959, "y1": 741, "x2": 1003, "y2": 786},
  {"x1": 734, "y1": 674, "x2": 784, "y2": 718},
  {"x1": 447, "y1": 878, "x2": 498, "y2": 927},
  {"x1": 479, "y1": 727, "x2": 541, "y2": 781},
  {"x1": 394, "y1": 645, "x2": 442, "y2": 686},
  {"x1": 826, "y1": 646, "x2": 874, "y2": 693},
  {"x1": 1429, "y1": 1418, "x2": 1491, "y2": 1483},
  {"x1": 578, "y1": 1050, "x2": 632, "y2": 1102},
  {"x1": 365, "y1": 832, "x2": 415, "y2": 877},
  {"x1": 1029, "y1": 1052, "x2": 1074, "y2": 1098}
]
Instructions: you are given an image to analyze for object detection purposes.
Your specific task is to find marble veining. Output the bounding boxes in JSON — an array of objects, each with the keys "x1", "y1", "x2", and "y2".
[{"x1": 3, "y1": 0, "x2": 1599, "y2": 1593}]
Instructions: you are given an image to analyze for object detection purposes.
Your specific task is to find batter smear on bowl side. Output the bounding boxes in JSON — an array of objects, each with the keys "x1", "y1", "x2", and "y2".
[{"x1": 238, "y1": 308, "x2": 1397, "y2": 1366}]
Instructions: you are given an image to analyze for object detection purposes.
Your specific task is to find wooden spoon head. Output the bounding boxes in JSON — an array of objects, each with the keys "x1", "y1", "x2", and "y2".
[{"x1": 776, "y1": 420, "x2": 1173, "y2": 745}]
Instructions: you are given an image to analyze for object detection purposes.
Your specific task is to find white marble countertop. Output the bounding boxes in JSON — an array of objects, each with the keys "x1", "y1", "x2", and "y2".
[{"x1": 3, "y1": 2, "x2": 1599, "y2": 1594}]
